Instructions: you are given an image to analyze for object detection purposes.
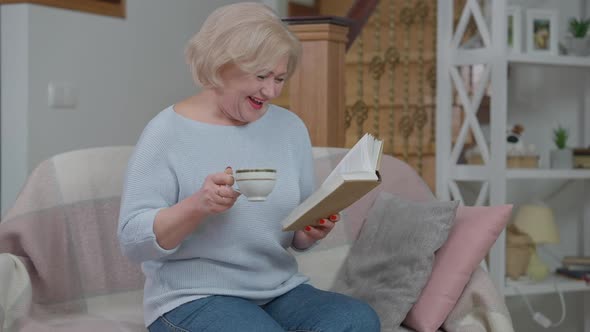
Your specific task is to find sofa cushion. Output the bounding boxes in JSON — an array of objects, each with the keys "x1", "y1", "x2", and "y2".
[
  {"x1": 331, "y1": 192, "x2": 458, "y2": 331},
  {"x1": 294, "y1": 244, "x2": 351, "y2": 290},
  {"x1": 403, "y1": 204, "x2": 513, "y2": 332}
]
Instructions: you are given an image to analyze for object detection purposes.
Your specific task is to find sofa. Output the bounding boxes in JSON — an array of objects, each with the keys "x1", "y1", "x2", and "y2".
[{"x1": 0, "y1": 146, "x2": 514, "y2": 332}]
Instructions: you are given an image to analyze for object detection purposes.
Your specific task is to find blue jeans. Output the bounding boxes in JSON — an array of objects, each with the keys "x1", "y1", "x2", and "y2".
[{"x1": 148, "y1": 284, "x2": 380, "y2": 332}]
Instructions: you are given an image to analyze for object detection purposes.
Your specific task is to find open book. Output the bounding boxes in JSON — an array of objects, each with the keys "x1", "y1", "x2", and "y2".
[{"x1": 282, "y1": 133, "x2": 384, "y2": 232}]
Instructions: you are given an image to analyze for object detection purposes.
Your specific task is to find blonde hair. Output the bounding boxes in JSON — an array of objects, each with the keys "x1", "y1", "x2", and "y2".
[{"x1": 185, "y1": 2, "x2": 301, "y2": 88}]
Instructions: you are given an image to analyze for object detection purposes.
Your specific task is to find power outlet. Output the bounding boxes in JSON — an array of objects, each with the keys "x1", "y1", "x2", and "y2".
[{"x1": 48, "y1": 81, "x2": 77, "y2": 109}]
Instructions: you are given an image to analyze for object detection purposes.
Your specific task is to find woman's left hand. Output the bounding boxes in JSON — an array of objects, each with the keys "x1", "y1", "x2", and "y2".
[{"x1": 292, "y1": 213, "x2": 340, "y2": 250}]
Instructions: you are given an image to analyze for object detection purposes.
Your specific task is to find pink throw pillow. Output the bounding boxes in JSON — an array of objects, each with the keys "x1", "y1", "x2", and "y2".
[{"x1": 403, "y1": 204, "x2": 513, "y2": 332}]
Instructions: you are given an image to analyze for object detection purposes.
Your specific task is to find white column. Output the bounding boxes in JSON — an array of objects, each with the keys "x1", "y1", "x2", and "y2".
[
  {"x1": 582, "y1": 11, "x2": 590, "y2": 328},
  {"x1": 582, "y1": 46, "x2": 590, "y2": 332},
  {"x1": 488, "y1": 0, "x2": 508, "y2": 294},
  {"x1": 436, "y1": 0, "x2": 454, "y2": 201},
  {"x1": 583, "y1": 181, "x2": 590, "y2": 332}
]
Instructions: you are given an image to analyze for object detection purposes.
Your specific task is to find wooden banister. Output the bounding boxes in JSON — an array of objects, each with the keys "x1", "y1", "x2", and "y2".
[
  {"x1": 344, "y1": 0, "x2": 379, "y2": 50},
  {"x1": 284, "y1": 16, "x2": 351, "y2": 147}
]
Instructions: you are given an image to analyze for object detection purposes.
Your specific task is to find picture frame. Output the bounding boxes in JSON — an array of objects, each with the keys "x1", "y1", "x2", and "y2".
[
  {"x1": 526, "y1": 9, "x2": 559, "y2": 55},
  {"x1": 0, "y1": 0, "x2": 126, "y2": 18},
  {"x1": 507, "y1": 6, "x2": 522, "y2": 53}
]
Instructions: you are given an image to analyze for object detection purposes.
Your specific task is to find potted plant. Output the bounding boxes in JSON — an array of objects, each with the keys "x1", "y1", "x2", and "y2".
[
  {"x1": 550, "y1": 125, "x2": 573, "y2": 169},
  {"x1": 565, "y1": 17, "x2": 590, "y2": 56}
]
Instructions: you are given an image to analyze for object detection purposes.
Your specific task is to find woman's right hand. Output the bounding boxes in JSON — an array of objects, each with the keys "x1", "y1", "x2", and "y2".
[
  {"x1": 153, "y1": 167, "x2": 241, "y2": 250},
  {"x1": 195, "y1": 166, "x2": 241, "y2": 216}
]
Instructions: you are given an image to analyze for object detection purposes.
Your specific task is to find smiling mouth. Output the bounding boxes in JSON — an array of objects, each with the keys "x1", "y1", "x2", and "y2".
[
  {"x1": 249, "y1": 96, "x2": 264, "y2": 105},
  {"x1": 248, "y1": 96, "x2": 265, "y2": 110}
]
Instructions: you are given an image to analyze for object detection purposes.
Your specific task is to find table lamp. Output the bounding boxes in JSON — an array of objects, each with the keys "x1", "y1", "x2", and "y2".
[{"x1": 513, "y1": 204, "x2": 559, "y2": 281}]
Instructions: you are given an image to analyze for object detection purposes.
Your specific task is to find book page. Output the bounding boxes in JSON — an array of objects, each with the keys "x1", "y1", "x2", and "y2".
[
  {"x1": 370, "y1": 139, "x2": 384, "y2": 170},
  {"x1": 323, "y1": 133, "x2": 377, "y2": 186}
]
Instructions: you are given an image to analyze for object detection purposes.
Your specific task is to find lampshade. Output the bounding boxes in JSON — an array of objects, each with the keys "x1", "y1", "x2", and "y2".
[{"x1": 513, "y1": 204, "x2": 559, "y2": 244}]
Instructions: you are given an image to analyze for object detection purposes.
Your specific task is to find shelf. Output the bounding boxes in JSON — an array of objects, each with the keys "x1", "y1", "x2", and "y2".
[
  {"x1": 438, "y1": 0, "x2": 590, "y2": 308},
  {"x1": 504, "y1": 274, "x2": 590, "y2": 296},
  {"x1": 450, "y1": 166, "x2": 590, "y2": 180},
  {"x1": 451, "y1": 165, "x2": 489, "y2": 180},
  {"x1": 506, "y1": 169, "x2": 590, "y2": 179},
  {"x1": 508, "y1": 53, "x2": 590, "y2": 68}
]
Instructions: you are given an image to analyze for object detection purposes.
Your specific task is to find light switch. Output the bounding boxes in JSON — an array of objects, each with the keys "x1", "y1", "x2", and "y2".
[{"x1": 48, "y1": 81, "x2": 77, "y2": 109}]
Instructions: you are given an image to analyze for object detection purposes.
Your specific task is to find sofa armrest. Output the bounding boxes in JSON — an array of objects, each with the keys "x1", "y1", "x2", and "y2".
[{"x1": 0, "y1": 253, "x2": 32, "y2": 331}]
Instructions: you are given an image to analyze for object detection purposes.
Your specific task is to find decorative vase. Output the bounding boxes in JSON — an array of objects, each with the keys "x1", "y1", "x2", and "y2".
[
  {"x1": 550, "y1": 148, "x2": 573, "y2": 169},
  {"x1": 565, "y1": 36, "x2": 590, "y2": 56},
  {"x1": 505, "y1": 224, "x2": 534, "y2": 280}
]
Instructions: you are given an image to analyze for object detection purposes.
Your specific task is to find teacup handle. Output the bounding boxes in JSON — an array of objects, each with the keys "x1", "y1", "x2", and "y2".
[{"x1": 227, "y1": 174, "x2": 241, "y2": 194}]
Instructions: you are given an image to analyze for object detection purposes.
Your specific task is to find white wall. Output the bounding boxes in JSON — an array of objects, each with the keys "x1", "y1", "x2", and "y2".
[
  {"x1": 1, "y1": 5, "x2": 29, "y2": 216},
  {"x1": 261, "y1": 0, "x2": 288, "y2": 16},
  {"x1": 0, "y1": 0, "x2": 256, "y2": 214}
]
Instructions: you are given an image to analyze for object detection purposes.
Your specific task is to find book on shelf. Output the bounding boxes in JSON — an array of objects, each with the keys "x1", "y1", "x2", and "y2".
[
  {"x1": 282, "y1": 133, "x2": 384, "y2": 232},
  {"x1": 564, "y1": 265, "x2": 590, "y2": 272},
  {"x1": 562, "y1": 256, "x2": 590, "y2": 267},
  {"x1": 573, "y1": 148, "x2": 590, "y2": 169},
  {"x1": 555, "y1": 267, "x2": 590, "y2": 283}
]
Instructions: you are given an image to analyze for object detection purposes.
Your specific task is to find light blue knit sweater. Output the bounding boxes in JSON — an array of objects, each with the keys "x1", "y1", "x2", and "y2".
[{"x1": 118, "y1": 105, "x2": 315, "y2": 327}]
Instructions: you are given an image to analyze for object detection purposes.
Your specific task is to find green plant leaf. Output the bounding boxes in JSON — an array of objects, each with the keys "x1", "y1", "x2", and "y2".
[
  {"x1": 553, "y1": 126, "x2": 569, "y2": 149},
  {"x1": 569, "y1": 17, "x2": 590, "y2": 37}
]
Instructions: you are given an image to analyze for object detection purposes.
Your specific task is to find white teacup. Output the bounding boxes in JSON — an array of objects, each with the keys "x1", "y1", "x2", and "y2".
[{"x1": 234, "y1": 169, "x2": 277, "y2": 202}]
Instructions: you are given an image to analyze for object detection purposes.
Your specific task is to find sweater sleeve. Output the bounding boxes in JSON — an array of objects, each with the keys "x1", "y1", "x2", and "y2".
[
  {"x1": 298, "y1": 130, "x2": 315, "y2": 203},
  {"x1": 291, "y1": 131, "x2": 320, "y2": 252},
  {"x1": 118, "y1": 121, "x2": 180, "y2": 263}
]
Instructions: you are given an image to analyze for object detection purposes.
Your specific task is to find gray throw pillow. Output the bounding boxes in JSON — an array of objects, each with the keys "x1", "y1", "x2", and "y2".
[{"x1": 331, "y1": 192, "x2": 459, "y2": 332}]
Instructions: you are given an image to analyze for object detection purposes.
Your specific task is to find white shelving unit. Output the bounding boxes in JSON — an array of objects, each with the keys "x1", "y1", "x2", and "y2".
[
  {"x1": 437, "y1": 0, "x2": 590, "y2": 330},
  {"x1": 505, "y1": 275, "x2": 590, "y2": 296},
  {"x1": 508, "y1": 53, "x2": 590, "y2": 67}
]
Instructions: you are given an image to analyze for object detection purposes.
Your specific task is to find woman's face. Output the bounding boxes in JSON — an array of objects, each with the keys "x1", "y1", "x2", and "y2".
[{"x1": 216, "y1": 56, "x2": 288, "y2": 125}]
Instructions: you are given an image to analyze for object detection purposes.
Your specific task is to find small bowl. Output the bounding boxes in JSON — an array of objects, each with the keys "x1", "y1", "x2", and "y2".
[{"x1": 234, "y1": 169, "x2": 277, "y2": 202}]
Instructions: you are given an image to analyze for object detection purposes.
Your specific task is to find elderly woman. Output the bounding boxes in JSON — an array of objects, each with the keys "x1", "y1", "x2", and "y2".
[{"x1": 118, "y1": 2, "x2": 380, "y2": 331}]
